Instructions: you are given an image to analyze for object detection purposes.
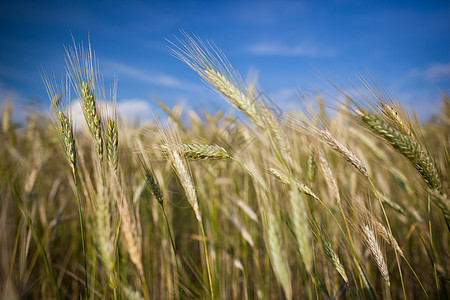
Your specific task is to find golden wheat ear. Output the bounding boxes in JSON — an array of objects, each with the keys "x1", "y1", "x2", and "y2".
[{"x1": 168, "y1": 33, "x2": 264, "y2": 127}]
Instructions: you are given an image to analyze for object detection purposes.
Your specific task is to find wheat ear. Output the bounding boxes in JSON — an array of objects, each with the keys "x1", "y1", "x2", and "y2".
[
  {"x1": 169, "y1": 33, "x2": 263, "y2": 127},
  {"x1": 362, "y1": 225, "x2": 390, "y2": 288},
  {"x1": 80, "y1": 82, "x2": 104, "y2": 159},
  {"x1": 359, "y1": 111, "x2": 441, "y2": 190},
  {"x1": 106, "y1": 117, "x2": 118, "y2": 172},
  {"x1": 320, "y1": 235, "x2": 348, "y2": 283},
  {"x1": 162, "y1": 143, "x2": 230, "y2": 160},
  {"x1": 269, "y1": 167, "x2": 319, "y2": 200},
  {"x1": 317, "y1": 129, "x2": 368, "y2": 177},
  {"x1": 263, "y1": 208, "x2": 292, "y2": 300},
  {"x1": 359, "y1": 111, "x2": 450, "y2": 226},
  {"x1": 289, "y1": 189, "x2": 313, "y2": 273}
]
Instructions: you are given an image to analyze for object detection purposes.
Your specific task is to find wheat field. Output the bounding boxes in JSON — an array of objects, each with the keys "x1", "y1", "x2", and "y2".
[{"x1": 0, "y1": 35, "x2": 449, "y2": 299}]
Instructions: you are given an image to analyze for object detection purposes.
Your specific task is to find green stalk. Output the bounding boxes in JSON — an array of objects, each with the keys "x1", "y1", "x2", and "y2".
[
  {"x1": 72, "y1": 168, "x2": 89, "y2": 299},
  {"x1": 162, "y1": 207, "x2": 181, "y2": 275},
  {"x1": 199, "y1": 219, "x2": 214, "y2": 299}
]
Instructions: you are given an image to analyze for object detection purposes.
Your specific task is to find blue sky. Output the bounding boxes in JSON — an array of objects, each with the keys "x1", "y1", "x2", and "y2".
[{"x1": 0, "y1": 0, "x2": 449, "y2": 123}]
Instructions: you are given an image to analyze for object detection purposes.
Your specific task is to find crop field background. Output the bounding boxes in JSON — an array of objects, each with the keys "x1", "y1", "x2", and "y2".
[{"x1": 0, "y1": 34, "x2": 449, "y2": 300}]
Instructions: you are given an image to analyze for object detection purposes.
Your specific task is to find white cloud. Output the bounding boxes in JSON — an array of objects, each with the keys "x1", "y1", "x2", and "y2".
[
  {"x1": 0, "y1": 82, "x2": 29, "y2": 122},
  {"x1": 423, "y1": 62, "x2": 450, "y2": 81},
  {"x1": 70, "y1": 98, "x2": 154, "y2": 131},
  {"x1": 116, "y1": 98, "x2": 153, "y2": 124},
  {"x1": 247, "y1": 42, "x2": 335, "y2": 57},
  {"x1": 102, "y1": 59, "x2": 200, "y2": 91}
]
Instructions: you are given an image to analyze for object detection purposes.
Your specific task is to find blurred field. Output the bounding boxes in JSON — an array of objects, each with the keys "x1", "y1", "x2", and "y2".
[{"x1": 0, "y1": 37, "x2": 449, "y2": 299}]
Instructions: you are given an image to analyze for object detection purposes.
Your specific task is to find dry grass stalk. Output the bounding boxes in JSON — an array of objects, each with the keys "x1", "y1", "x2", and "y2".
[{"x1": 362, "y1": 225, "x2": 390, "y2": 287}]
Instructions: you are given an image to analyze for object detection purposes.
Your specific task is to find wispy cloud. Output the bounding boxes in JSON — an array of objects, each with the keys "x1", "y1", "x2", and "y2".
[
  {"x1": 410, "y1": 62, "x2": 450, "y2": 82},
  {"x1": 423, "y1": 62, "x2": 450, "y2": 81},
  {"x1": 102, "y1": 59, "x2": 201, "y2": 91},
  {"x1": 247, "y1": 42, "x2": 335, "y2": 57}
]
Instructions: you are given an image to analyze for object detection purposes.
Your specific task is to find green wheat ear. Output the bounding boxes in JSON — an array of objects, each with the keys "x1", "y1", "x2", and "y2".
[
  {"x1": 162, "y1": 143, "x2": 230, "y2": 160},
  {"x1": 81, "y1": 81, "x2": 103, "y2": 158},
  {"x1": 106, "y1": 118, "x2": 119, "y2": 172},
  {"x1": 143, "y1": 167, "x2": 164, "y2": 205},
  {"x1": 320, "y1": 235, "x2": 348, "y2": 283}
]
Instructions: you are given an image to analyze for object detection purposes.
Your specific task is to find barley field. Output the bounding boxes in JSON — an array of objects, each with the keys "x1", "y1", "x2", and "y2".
[{"x1": 0, "y1": 35, "x2": 449, "y2": 299}]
